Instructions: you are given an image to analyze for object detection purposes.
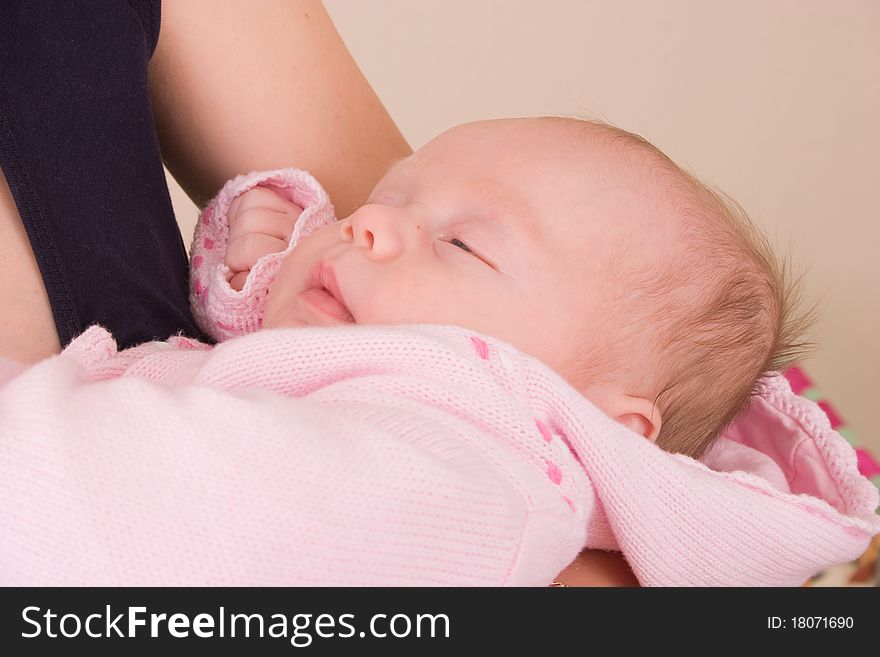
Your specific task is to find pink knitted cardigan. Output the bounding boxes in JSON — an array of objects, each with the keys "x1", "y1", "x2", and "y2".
[{"x1": 0, "y1": 169, "x2": 877, "y2": 586}]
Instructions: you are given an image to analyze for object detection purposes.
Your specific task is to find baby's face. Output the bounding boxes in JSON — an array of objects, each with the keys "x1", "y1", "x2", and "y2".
[{"x1": 264, "y1": 118, "x2": 674, "y2": 389}]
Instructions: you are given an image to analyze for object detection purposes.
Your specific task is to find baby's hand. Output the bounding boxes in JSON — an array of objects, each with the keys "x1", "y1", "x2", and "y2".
[{"x1": 224, "y1": 186, "x2": 303, "y2": 291}]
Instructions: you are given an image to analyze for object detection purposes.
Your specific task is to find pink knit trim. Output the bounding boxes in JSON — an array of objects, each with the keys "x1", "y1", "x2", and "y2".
[
  {"x1": 756, "y1": 373, "x2": 879, "y2": 518},
  {"x1": 188, "y1": 168, "x2": 337, "y2": 342}
]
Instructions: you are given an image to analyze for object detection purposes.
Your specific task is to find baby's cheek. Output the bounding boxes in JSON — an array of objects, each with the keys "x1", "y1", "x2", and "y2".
[
  {"x1": 262, "y1": 255, "x2": 305, "y2": 329},
  {"x1": 345, "y1": 288, "x2": 431, "y2": 328}
]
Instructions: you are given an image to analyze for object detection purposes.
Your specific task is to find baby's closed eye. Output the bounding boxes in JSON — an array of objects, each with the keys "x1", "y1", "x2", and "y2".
[
  {"x1": 439, "y1": 234, "x2": 497, "y2": 270},
  {"x1": 445, "y1": 236, "x2": 474, "y2": 254}
]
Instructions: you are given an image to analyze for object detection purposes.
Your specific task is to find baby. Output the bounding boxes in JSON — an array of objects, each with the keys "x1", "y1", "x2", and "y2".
[
  {"x1": 3, "y1": 117, "x2": 876, "y2": 586},
  {"x1": 223, "y1": 117, "x2": 805, "y2": 458}
]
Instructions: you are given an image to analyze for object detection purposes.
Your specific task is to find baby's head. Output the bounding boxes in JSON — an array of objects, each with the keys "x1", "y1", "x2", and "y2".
[{"x1": 265, "y1": 117, "x2": 810, "y2": 457}]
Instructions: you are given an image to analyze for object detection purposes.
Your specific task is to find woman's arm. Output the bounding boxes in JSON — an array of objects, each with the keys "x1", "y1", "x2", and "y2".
[
  {"x1": 0, "y1": 175, "x2": 60, "y2": 363},
  {"x1": 148, "y1": 0, "x2": 411, "y2": 216}
]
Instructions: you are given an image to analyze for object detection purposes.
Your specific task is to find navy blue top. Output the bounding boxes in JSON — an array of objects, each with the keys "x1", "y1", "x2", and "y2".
[{"x1": 0, "y1": 0, "x2": 211, "y2": 348}]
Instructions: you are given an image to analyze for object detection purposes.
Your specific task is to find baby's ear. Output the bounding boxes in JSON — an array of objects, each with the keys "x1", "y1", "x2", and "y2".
[
  {"x1": 604, "y1": 394, "x2": 662, "y2": 441},
  {"x1": 580, "y1": 386, "x2": 663, "y2": 441},
  {"x1": 614, "y1": 397, "x2": 660, "y2": 442}
]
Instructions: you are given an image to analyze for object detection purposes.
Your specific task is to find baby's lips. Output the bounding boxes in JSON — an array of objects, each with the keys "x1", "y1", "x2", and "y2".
[{"x1": 307, "y1": 259, "x2": 354, "y2": 321}]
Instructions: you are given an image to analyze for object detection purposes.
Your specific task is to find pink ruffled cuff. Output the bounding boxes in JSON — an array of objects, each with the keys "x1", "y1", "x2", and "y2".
[{"x1": 188, "y1": 168, "x2": 337, "y2": 342}]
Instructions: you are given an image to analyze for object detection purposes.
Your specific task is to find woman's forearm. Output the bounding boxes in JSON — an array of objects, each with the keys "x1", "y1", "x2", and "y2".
[{"x1": 149, "y1": 0, "x2": 411, "y2": 216}]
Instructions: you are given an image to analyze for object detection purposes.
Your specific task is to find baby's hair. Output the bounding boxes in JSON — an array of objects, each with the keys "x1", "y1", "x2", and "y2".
[
  {"x1": 650, "y1": 180, "x2": 815, "y2": 457},
  {"x1": 551, "y1": 117, "x2": 815, "y2": 457}
]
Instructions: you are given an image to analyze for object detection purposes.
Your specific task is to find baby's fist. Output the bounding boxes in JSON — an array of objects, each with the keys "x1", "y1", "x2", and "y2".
[{"x1": 224, "y1": 186, "x2": 303, "y2": 291}]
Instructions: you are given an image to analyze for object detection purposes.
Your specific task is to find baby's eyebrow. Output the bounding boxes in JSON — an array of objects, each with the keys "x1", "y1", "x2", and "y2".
[
  {"x1": 472, "y1": 178, "x2": 542, "y2": 243},
  {"x1": 380, "y1": 159, "x2": 541, "y2": 244},
  {"x1": 383, "y1": 155, "x2": 420, "y2": 180}
]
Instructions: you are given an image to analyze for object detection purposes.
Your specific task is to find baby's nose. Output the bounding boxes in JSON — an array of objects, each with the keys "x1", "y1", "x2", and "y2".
[{"x1": 340, "y1": 204, "x2": 404, "y2": 261}]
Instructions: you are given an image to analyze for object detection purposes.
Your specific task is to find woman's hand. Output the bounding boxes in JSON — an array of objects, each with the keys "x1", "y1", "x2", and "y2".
[{"x1": 224, "y1": 187, "x2": 303, "y2": 291}]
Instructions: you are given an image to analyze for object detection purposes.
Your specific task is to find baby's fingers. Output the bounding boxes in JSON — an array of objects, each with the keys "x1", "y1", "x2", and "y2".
[
  {"x1": 227, "y1": 206, "x2": 300, "y2": 245},
  {"x1": 228, "y1": 186, "x2": 300, "y2": 225},
  {"x1": 225, "y1": 233, "x2": 289, "y2": 273},
  {"x1": 229, "y1": 270, "x2": 250, "y2": 292}
]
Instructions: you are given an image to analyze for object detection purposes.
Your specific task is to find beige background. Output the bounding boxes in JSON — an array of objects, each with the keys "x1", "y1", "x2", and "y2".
[{"x1": 167, "y1": 0, "x2": 879, "y2": 452}]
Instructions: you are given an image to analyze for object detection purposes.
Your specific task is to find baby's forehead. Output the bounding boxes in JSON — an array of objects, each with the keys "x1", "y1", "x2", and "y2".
[
  {"x1": 383, "y1": 118, "x2": 685, "y2": 257},
  {"x1": 416, "y1": 119, "x2": 666, "y2": 201}
]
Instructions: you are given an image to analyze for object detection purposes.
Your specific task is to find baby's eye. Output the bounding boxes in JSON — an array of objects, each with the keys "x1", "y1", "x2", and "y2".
[
  {"x1": 448, "y1": 237, "x2": 473, "y2": 254},
  {"x1": 439, "y1": 233, "x2": 495, "y2": 270},
  {"x1": 439, "y1": 233, "x2": 475, "y2": 254}
]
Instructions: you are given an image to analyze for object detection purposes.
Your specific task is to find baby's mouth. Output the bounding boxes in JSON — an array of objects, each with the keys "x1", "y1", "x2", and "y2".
[{"x1": 302, "y1": 261, "x2": 356, "y2": 324}]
